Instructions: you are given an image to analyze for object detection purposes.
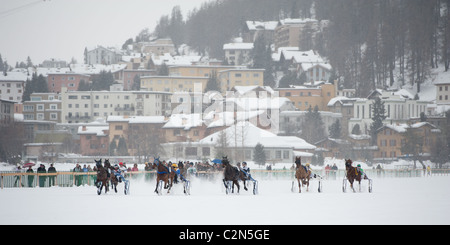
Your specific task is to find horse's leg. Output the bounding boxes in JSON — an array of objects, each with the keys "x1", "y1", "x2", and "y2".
[
  {"x1": 306, "y1": 178, "x2": 310, "y2": 192},
  {"x1": 298, "y1": 178, "x2": 301, "y2": 193},
  {"x1": 234, "y1": 180, "x2": 240, "y2": 194},
  {"x1": 154, "y1": 178, "x2": 159, "y2": 194}
]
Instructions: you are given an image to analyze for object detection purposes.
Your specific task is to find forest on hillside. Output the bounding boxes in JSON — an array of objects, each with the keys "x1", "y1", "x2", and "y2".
[{"x1": 133, "y1": 0, "x2": 450, "y2": 97}]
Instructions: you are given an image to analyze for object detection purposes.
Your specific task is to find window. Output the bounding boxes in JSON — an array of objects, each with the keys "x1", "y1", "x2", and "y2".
[
  {"x1": 283, "y1": 150, "x2": 290, "y2": 159},
  {"x1": 115, "y1": 125, "x2": 123, "y2": 130},
  {"x1": 37, "y1": 104, "x2": 44, "y2": 111},
  {"x1": 50, "y1": 113, "x2": 57, "y2": 120}
]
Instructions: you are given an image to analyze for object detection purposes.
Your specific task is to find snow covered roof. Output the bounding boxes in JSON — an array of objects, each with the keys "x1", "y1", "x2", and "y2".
[
  {"x1": 279, "y1": 18, "x2": 318, "y2": 25},
  {"x1": 77, "y1": 125, "x2": 108, "y2": 137},
  {"x1": 163, "y1": 113, "x2": 203, "y2": 130},
  {"x1": 246, "y1": 21, "x2": 279, "y2": 31},
  {"x1": 0, "y1": 71, "x2": 28, "y2": 82},
  {"x1": 223, "y1": 43, "x2": 254, "y2": 50},
  {"x1": 327, "y1": 96, "x2": 357, "y2": 107},
  {"x1": 199, "y1": 121, "x2": 316, "y2": 150},
  {"x1": 107, "y1": 116, "x2": 166, "y2": 124},
  {"x1": 225, "y1": 96, "x2": 292, "y2": 111}
]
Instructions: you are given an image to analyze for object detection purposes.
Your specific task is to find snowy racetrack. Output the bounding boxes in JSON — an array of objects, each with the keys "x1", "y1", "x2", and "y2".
[{"x1": 1, "y1": 175, "x2": 449, "y2": 225}]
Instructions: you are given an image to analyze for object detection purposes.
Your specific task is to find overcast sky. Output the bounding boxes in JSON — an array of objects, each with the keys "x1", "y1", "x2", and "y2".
[{"x1": 0, "y1": 0, "x2": 209, "y2": 66}]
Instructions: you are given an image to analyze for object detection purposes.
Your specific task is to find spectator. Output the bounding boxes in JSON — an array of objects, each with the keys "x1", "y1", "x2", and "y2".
[
  {"x1": 48, "y1": 164, "x2": 56, "y2": 187},
  {"x1": 73, "y1": 164, "x2": 82, "y2": 186},
  {"x1": 132, "y1": 164, "x2": 139, "y2": 172},
  {"x1": 14, "y1": 164, "x2": 23, "y2": 187},
  {"x1": 37, "y1": 164, "x2": 47, "y2": 187},
  {"x1": 26, "y1": 166, "x2": 34, "y2": 187}
]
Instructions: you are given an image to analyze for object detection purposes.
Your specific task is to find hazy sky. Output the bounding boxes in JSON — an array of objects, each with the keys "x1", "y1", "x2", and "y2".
[{"x1": 0, "y1": 0, "x2": 209, "y2": 66}]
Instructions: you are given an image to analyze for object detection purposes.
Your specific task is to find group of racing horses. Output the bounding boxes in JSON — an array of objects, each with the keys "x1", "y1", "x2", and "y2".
[{"x1": 94, "y1": 156, "x2": 371, "y2": 196}]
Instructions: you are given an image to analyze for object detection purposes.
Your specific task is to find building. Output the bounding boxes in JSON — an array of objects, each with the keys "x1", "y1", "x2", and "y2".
[
  {"x1": 140, "y1": 76, "x2": 209, "y2": 93},
  {"x1": 349, "y1": 91, "x2": 431, "y2": 135},
  {"x1": 23, "y1": 93, "x2": 62, "y2": 122},
  {"x1": 107, "y1": 116, "x2": 166, "y2": 157},
  {"x1": 327, "y1": 96, "x2": 357, "y2": 136},
  {"x1": 436, "y1": 80, "x2": 450, "y2": 105},
  {"x1": 223, "y1": 42, "x2": 254, "y2": 65},
  {"x1": 277, "y1": 83, "x2": 335, "y2": 111},
  {"x1": 141, "y1": 38, "x2": 176, "y2": 56},
  {"x1": 0, "y1": 71, "x2": 26, "y2": 103},
  {"x1": 161, "y1": 121, "x2": 317, "y2": 163},
  {"x1": 122, "y1": 69, "x2": 155, "y2": 91},
  {"x1": 60, "y1": 88, "x2": 171, "y2": 123},
  {"x1": 375, "y1": 122, "x2": 440, "y2": 161},
  {"x1": 143, "y1": 66, "x2": 265, "y2": 93},
  {"x1": 217, "y1": 68, "x2": 264, "y2": 92},
  {"x1": 47, "y1": 72, "x2": 90, "y2": 93},
  {"x1": 0, "y1": 99, "x2": 15, "y2": 125},
  {"x1": 42, "y1": 59, "x2": 67, "y2": 68},
  {"x1": 274, "y1": 18, "x2": 319, "y2": 51},
  {"x1": 243, "y1": 21, "x2": 278, "y2": 43},
  {"x1": 279, "y1": 49, "x2": 332, "y2": 83},
  {"x1": 77, "y1": 124, "x2": 109, "y2": 156},
  {"x1": 85, "y1": 46, "x2": 122, "y2": 65}
]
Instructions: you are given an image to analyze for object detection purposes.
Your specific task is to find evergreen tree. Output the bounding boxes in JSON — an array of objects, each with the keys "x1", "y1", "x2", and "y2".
[
  {"x1": 328, "y1": 119, "x2": 342, "y2": 139},
  {"x1": 91, "y1": 70, "x2": 114, "y2": 90},
  {"x1": 370, "y1": 97, "x2": 386, "y2": 145},
  {"x1": 22, "y1": 73, "x2": 48, "y2": 102},
  {"x1": 301, "y1": 105, "x2": 326, "y2": 144},
  {"x1": 109, "y1": 140, "x2": 117, "y2": 156},
  {"x1": 253, "y1": 143, "x2": 266, "y2": 167},
  {"x1": 0, "y1": 54, "x2": 4, "y2": 71},
  {"x1": 117, "y1": 137, "x2": 129, "y2": 156},
  {"x1": 205, "y1": 70, "x2": 221, "y2": 92},
  {"x1": 157, "y1": 63, "x2": 169, "y2": 76},
  {"x1": 251, "y1": 35, "x2": 275, "y2": 87}
]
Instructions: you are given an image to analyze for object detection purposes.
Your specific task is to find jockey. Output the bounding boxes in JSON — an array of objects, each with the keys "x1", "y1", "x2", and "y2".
[
  {"x1": 241, "y1": 162, "x2": 251, "y2": 179},
  {"x1": 357, "y1": 164, "x2": 368, "y2": 179},
  {"x1": 113, "y1": 163, "x2": 127, "y2": 183},
  {"x1": 171, "y1": 162, "x2": 187, "y2": 183}
]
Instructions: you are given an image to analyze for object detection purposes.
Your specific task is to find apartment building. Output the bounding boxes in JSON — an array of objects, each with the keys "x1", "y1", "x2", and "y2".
[
  {"x1": 85, "y1": 46, "x2": 122, "y2": 65},
  {"x1": 375, "y1": 122, "x2": 440, "y2": 160},
  {"x1": 223, "y1": 42, "x2": 254, "y2": 65},
  {"x1": 274, "y1": 18, "x2": 319, "y2": 51},
  {"x1": 0, "y1": 71, "x2": 26, "y2": 103},
  {"x1": 60, "y1": 87, "x2": 171, "y2": 123},
  {"x1": 276, "y1": 83, "x2": 335, "y2": 111},
  {"x1": 0, "y1": 99, "x2": 15, "y2": 125},
  {"x1": 23, "y1": 93, "x2": 62, "y2": 122},
  {"x1": 349, "y1": 91, "x2": 431, "y2": 135},
  {"x1": 143, "y1": 66, "x2": 264, "y2": 93},
  {"x1": 47, "y1": 72, "x2": 90, "y2": 93},
  {"x1": 140, "y1": 76, "x2": 209, "y2": 93}
]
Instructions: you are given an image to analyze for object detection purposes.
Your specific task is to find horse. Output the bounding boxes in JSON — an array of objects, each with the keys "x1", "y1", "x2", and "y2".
[
  {"x1": 222, "y1": 156, "x2": 241, "y2": 194},
  {"x1": 294, "y1": 156, "x2": 311, "y2": 193},
  {"x1": 344, "y1": 159, "x2": 362, "y2": 192},
  {"x1": 152, "y1": 157, "x2": 172, "y2": 195},
  {"x1": 104, "y1": 159, "x2": 118, "y2": 193},
  {"x1": 94, "y1": 159, "x2": 109, "y2": 195}
]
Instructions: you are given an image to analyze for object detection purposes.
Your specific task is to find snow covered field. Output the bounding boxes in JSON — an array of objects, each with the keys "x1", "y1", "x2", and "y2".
[{"x1": 1, "y1": 174, "x2": 449, "y2": 225}]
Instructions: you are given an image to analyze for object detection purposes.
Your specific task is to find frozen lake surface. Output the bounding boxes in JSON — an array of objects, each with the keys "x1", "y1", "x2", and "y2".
[{"x1": 1, "y1": 175, "x2": 449, "y2": 225}]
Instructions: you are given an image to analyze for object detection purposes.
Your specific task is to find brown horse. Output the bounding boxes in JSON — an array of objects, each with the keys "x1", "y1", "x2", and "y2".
[
  {"x1": 344, "y1": 159, "x2": 362, "y2": 192},
  {"x1": 95, "y1": 159, "x2": 109, "y2": 195},
  {"x1": 294, "y1": 156, "x2": 311, "y2": 193},
  {"x1": 222, "y1": 156, "x2": 241, "y2": 194},
  {"x1": 152, "y1": 157, "x2": 172, "y2": 195}
]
